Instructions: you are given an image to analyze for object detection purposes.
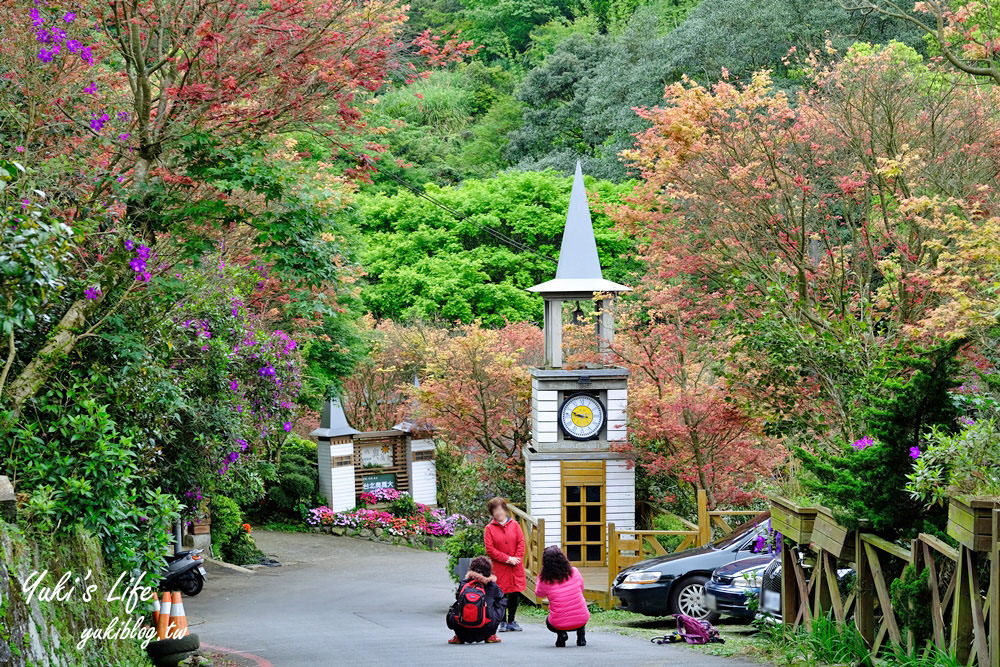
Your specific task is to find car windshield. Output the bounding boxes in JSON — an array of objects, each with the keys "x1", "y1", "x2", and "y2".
[{"x1": 710, "y1": 511, "x2": 769, "y2": 549}]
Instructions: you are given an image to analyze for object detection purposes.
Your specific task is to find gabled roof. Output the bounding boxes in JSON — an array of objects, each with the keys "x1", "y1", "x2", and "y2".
[{"x1": 528, "y1": 161, "x2": 630, "y2": 295}]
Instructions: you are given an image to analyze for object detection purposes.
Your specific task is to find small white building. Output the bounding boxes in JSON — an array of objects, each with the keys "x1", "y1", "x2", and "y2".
[
  {"x1": 523, "y1": 161, "x2": 635, "y2": 566},
  {"x1": 312, "y1": 398, "x2": 437, "y2": 511}
]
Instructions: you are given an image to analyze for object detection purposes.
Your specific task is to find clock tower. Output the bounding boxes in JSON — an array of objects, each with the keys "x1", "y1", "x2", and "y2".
[{"x1": 524, "y1": 162, "x2": 634, "y2": 566}]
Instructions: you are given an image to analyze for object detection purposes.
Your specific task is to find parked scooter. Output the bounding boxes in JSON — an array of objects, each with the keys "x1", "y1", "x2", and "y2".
[{"x1": 160, "y1": 549, "x2": 207, "y2": 596}]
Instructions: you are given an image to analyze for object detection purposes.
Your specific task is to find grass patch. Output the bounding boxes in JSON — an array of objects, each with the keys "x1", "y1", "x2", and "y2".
[{"x1": 518, "y1": 600, "x2": 762, "y2": 657}]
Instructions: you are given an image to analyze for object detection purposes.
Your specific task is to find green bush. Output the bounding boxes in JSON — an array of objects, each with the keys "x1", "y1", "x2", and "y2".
[
  {"x1": 210, "y1": 494, "x2": 266, "y2": 565},
  {"x1": 443, "y1": 526, "x2": 487, "y2": 583},
  {"x1": 260, "y1": 434, "x2": 319, "y2": 519},
  {"x1": 890, "y1": 564, "x2": 933, "y2": 648},
  {"x1": 389, "y1": 492, "x2": 418, "y2": 518},
  {"x1": 2, "y1": 392, "x2": 181, "y2": 578},
  {"x1": 211, "y1": 495, "x2": 243, "y2": 552},
  {"x1": 651, "y1": 514, "x2": 690, "y2": 552}
]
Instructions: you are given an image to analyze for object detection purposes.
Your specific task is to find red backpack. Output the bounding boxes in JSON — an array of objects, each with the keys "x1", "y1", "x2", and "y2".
[{"x1": 450, "y1": 581, "x2": 490, "y2": 628}]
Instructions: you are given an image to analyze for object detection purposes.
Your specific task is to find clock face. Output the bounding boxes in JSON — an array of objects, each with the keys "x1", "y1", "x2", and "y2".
[{"x1": 560, "y1": 393, "x2": 605, "y2": 441}]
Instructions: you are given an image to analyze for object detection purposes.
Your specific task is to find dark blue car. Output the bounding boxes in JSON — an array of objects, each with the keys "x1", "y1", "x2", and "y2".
[{"x1": 703, "y1": 555, "x2": 774, "y2": 620}]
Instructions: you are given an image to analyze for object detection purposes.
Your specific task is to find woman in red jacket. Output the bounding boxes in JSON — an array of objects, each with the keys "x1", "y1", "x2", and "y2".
[
  {"x1": 483, "y1": 497, "x2": 526, "y2": 632},
  {"x1": 534, "y1": 545, "x2": 589, "y2": 647}
]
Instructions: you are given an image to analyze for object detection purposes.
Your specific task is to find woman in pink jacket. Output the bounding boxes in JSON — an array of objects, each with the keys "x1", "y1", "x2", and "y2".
[{"x1": 534, "y1": 545, "x2": 589, "y2": 647}]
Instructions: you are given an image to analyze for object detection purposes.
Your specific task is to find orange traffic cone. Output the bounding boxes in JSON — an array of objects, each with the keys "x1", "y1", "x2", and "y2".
[
  {"x1": 156, "y1": 592, "x2": 172, "y2": 640},
  {"x1": 151, "y1": 589, "x2": 160, "y2": 627},
  {"x1": 169, "y1": 591, "x2": 189, "y2": 638}
]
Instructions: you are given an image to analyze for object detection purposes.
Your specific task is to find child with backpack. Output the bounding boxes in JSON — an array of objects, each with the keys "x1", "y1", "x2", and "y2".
[
  {"x1": 447, "y1": 555, "x2": 508, "y2": 644},
  {"x1": 534, "y1": 546, "x2": 589, "y2": 647}
]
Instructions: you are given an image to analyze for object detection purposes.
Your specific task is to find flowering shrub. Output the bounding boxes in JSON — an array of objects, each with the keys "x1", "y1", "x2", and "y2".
[
  {"x1": 359, "y1": 488, "x2": 403, "y2": 505},
  {"x1": 906, "y1": 418, "x2": 1000, "y2": 507}
]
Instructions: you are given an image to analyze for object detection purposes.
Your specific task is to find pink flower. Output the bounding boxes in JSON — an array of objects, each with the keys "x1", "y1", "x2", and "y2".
[
  {"x1": 15, "y1": 146, "x2": 24, "y2": 153},
  {"x1": 909, "y1": 447, "x2": 921, "y2": 460},
  {"x1": 851, "y1": 435, "x2": 874, "y2": 451},
  {"x1": 84, "y1": 286, "x2": 102, "y2": 300}
]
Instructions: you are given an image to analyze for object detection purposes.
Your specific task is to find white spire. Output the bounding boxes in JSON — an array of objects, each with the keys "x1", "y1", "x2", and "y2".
[{"x1": 529, "y1": 161, "x2": 630, "y2": 295}]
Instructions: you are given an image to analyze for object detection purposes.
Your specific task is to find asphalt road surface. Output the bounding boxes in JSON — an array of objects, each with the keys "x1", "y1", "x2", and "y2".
[{"x1": 186, "y1": 531, "x2": 768, "y2": 666}]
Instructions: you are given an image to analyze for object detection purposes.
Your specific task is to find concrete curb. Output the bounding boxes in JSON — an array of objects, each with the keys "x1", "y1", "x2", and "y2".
[{"x1": 205, "y1": 558, "x2": 255, "y2": 574}]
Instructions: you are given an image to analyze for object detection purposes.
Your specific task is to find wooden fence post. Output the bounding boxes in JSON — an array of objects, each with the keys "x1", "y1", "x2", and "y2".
[
  {"x1": 607, "y1": 523, "x2": 617, "y2": 593},
  {"x1": 697, "y1": 489, "x2": 711, "y2": 546},
  {"x1": 855, "y1": 532, "x2": 874, "y2": 647},
  {"x1": 992, "y1": 510, "x2": 999, "y2": 667},
  {"x1": 781, "y1": 539, "x2": 799, "y2": 629},
  {"x1": 537, "y1": 517, "x2": 545, "y2": 571},
  {"x1": 951, "y1": 545, "x2": 973, "y2": 664}
]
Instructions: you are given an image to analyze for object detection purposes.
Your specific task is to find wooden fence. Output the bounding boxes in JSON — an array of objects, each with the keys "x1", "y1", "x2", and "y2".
[
  {"x1": 776, "y1": 498, "x2": 1000, "y2": 665},
  {"x1": 513, "y1": 490, "x2": 761, "y2": 606}
]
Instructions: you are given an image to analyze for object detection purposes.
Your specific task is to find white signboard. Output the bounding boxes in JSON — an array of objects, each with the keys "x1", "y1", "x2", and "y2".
[{"x1": 360, "y1": 445, "x2": 393, "y2": 467}]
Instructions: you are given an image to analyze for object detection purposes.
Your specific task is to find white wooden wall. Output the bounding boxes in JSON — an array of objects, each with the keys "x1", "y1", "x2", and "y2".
[
  {"x1": 329, "y1": 442, "x2": 355, "y2": 512},
  {"x1": 526, "y1": 458, "x2": 562, "y2": 545},
  {"x1": 607, "y1": 388, "x2": 628, "y2": 442},
  {"x1": 408, "y1": 438, "x2": 437, "y2": 506},
  {"x1": 318, "y1": 440, "x2": 333, "y2": 505},
  {"x1": 532, "y1": 389, "x2": 559, "y2": 444},
  {"x1": 605, "y1": 458, "x2": 635, "y2": 530}
]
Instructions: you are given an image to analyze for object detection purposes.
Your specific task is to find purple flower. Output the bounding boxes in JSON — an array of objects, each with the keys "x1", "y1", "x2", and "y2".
[
  {"x1": 909, "y1": 447, "x2": 921, "y2": 460},
  {"x1": 66, "y1": 39, "x2": 81, "y2": 53},
  {"x1": 125, "y1": 239, "x2": 135, "y2": 251},
  {"x1": 959, "y1": 416, "x2": 975, "y2": 427},
  {"x1": 259, "y1": 364, "x2": 276, "y2": 377},
  {"x1": 119, "y1": 133, "x2": 129, "y2": 141},
  {"x1": 89, "y1": 112, "x2": 109, "y2": 132},
  {"x1": 117, "y1": 111, "x2": 130, "y2": 122},
  {"x1": 84, "y1": 286, "x2": 102, "y2": 300},
  {"x1": 229, "y1": 380, "x2": 239, "y2": 391},
  {"x1": 38, "y1": 49, "x2": 55, "y2": 63},
  {"x1": 80, "y1": 46, "x2": 94, "y2": 65},
  {"x1": 237, "y1": 439, "x2": 248, "y2": 451},
  {"x1": 63, "y1": 11, "x2": 76, "y2": 22},
  {"x1": 129, "y1": 257, "x2": 145, "y2": 272},
  {"x1": 84, "y1": 82, "x2": 97, "y2": 94},
  {"x1": 851, "y1": 435, "x2": 874, "y2": 451},
  {"x1": 283, "y1": 422, "x2": 292, "y2": 432},
  {"x1": 21, "y1": 198, "x2": 29, "y2": 210},
  {"x1": 30, "y1": 8, "x2": 44, "y2": 26}
]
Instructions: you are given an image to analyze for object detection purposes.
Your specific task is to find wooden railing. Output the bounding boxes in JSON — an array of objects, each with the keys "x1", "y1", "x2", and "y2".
[
  {"x1": 607, "y1": 524, "x2": 700, "y2": 592},
  {"x1": 508, "y1": 503, "x2": 545, "y2": 603},
  {"x1": 606, "y1": 491, "x2": 762, "y2": 594},
  {"x1": 779, "y1": 508, "x2": 1000, "y2": 665},
  {"x1": 510, "y1": 491, "x2": 762, "y2": 608}
]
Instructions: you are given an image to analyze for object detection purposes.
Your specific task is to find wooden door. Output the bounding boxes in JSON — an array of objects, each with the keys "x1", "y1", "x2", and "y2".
[{"x1": 561, "y1": 461, "x2": 606, "y2": 565}]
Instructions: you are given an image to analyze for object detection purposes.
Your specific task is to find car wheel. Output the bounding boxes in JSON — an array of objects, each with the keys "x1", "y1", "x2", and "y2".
[{"x1": 669, "y1": 575, "x2": 720, "y2": 622}]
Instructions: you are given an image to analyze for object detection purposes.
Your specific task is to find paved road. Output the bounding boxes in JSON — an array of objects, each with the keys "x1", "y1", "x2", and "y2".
[{"x1": 186, "y1": 531, "x2": 766, "y2": 666}]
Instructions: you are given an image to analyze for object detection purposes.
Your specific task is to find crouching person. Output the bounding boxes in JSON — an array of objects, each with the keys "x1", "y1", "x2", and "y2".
[
  {"x1": 447, "y1": 555, "x2": 508, "y2": 644},
  {"x1": 535, "y1": 546, "x2": 589, "y2": 647}
]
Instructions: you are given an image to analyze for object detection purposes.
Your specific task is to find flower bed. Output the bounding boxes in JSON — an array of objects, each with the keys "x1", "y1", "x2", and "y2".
[{"x1": 306, "y1": 492, "x2": 473, "y2": 547}]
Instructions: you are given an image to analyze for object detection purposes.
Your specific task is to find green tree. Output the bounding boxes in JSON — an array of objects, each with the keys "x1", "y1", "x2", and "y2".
[
  {"x1": 358, "y1": 170, "x2": 636, "y2": 325},
  {"x1": 797, "y1": 342, "x2": 963, "y2": 537}
]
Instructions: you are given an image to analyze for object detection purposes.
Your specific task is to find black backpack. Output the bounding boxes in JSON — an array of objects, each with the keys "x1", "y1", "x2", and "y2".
[{"x1": 450, "y1": 581, "x2": 490, "y2": 628}]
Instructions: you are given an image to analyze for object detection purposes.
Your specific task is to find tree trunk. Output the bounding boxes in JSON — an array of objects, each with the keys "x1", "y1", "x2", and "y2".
[{"x1": 6, "y1": 297, "x2": 99, "y2": 416}]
